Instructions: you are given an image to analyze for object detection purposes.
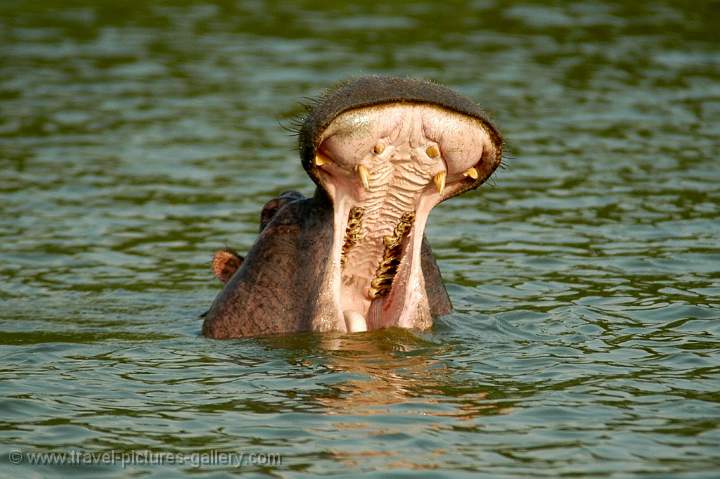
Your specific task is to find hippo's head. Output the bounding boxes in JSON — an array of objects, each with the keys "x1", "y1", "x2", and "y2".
[{"x1": 203, "y1": 76, "x2": 503, "y2": 338}]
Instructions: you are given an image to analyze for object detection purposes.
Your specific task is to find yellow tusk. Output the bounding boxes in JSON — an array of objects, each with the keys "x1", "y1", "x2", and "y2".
[
  {"x1": 314, "y1": 154, "x2": 327, "y2": 166},
  {"x1": 433, "y1": 171, "x2": 446, "y2": 194},
  {"x1": 357, "y1": 165, "x2": 370, "y2": 191},
  {"x1": 463, "y1": 167, "x2": 479, "y2": 179}
]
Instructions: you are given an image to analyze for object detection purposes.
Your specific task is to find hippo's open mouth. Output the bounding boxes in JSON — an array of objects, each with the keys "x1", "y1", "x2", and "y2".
[
  {"x1": 312, "y1": 103, "x2": 500, "y2": 333},
  {"x1": 202, "y1": 76, "x2": 503, "y2": 339}
]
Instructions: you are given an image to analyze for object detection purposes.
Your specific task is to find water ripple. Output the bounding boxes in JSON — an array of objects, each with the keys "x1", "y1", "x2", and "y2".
[{"x1": 2, "y1": 0, "x2": 719, "y2": 477}]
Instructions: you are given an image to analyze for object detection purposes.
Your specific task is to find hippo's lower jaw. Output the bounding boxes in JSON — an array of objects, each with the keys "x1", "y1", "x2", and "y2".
[
  {"x1": 315, "y1": 103, "x2": 499, "y2": 333},
  {"x1": 202, "y1": 76, "x2": 503, "y2": 339}
]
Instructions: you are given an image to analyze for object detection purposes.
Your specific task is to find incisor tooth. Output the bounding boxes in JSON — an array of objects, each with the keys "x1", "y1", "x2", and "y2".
[
  {"x1": 433, "y1": 171, "x2": 446, "y2": 194},
  {"x1": 463, "y1": 167, "x2": 479, "y2": 179},
  {"x1": 357, "y1": 165, "x2": 370, "y2": 191}
]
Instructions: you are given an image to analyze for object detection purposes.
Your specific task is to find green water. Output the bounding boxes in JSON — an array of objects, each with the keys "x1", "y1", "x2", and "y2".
[{"x1": 1, "y1": 1, "x2": 719, "y2": 477}]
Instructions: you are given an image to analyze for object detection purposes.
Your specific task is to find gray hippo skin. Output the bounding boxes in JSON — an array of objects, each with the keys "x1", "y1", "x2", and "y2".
[{"x1": 203, "y1": 76, "x2": 503, "y2": 339}]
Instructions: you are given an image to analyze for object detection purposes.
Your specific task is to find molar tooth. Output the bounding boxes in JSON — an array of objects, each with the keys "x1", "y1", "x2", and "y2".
[
  {"x1": 433, "y1": 171, "x2": 446, "y2": 194},
  {"x1": 357, "y1": 165, "x2": 370, "y2": 191},
  {"x1": 383, "y1": 235, "x2": 395, "y2": 247},
  {"x1": 463, "y1": 167, "x2": 479, "y2": 179},
  {"x1": 368, "y1": 287, "x2": 379, "y2": 299}
]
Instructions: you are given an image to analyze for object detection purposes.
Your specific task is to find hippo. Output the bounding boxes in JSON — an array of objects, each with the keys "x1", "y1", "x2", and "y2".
[{"x1": 202, "y1": 76, "x2": 503, "y2": 339}]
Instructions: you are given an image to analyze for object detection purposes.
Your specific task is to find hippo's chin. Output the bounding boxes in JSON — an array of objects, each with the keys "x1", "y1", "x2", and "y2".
[{"x1": 202, "y1": 76, "x2": 503, "y2": 339}]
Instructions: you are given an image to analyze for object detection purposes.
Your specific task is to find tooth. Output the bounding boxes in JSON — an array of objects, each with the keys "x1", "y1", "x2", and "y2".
[
  {"x1": 314, "y1": 154, "x2": 327, "y2": 166},
  {"x1": 463, "y1": 167, "x2": 479, "y2": 179},
  {"x1": 384, "y1": 235, "x2": 395, "y2": 247},
  {"x1": 368, "y1": 287, "x2": 378, "y2": 299},
  {"x1": 433, "y1": 171, "x2": 446, "y2": 194},
  {"x1": 357, "y1": 165, "x2": 370, "y2": 191}
]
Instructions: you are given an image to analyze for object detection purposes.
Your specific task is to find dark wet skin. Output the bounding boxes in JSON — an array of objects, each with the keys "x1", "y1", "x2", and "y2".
[
  {"x1": 207, "y1": 191, "x2": 452, "y2": 321},
  {"x1": 209, "y1": 191, "x2": 305, "y2": 284},
  {"x1": 203, "y1": 76, "x2": 503, "y2": 339}
]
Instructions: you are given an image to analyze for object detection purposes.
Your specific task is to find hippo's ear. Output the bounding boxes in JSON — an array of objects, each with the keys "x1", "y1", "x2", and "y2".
[
  {"x1": 259, "y1": 191, "x2": 305, "y2": 232},
  {"x1": 212, "y1": 249, "x2": 244, "y2": 284}
]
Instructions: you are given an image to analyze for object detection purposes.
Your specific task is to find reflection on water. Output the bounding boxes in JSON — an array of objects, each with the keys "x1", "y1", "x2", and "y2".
[
  {"x1": 1, "y1": 0, "x2": 719, "y2": 477},
  {"x1": 314, "y1": 332, "x2": 508, "y2": 418},
  {"x1": 262, "y1": 331, "x2": 515, "y2": 470}
]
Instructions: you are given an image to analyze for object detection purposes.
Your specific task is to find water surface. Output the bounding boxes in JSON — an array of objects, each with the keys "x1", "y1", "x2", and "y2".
[{"x1": 1, "y1": 1, "x2": 719, "y2": 477}]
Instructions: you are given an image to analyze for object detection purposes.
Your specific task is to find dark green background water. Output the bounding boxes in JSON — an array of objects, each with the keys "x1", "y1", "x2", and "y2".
[{"x1": 1, "y1": 1, "x2": 719, "y2": 477}]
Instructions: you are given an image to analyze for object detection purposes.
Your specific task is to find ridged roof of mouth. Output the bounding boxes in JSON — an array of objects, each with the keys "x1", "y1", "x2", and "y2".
[{"x1": 296, "y1": 77, "x2": 503, "y2": 333}]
